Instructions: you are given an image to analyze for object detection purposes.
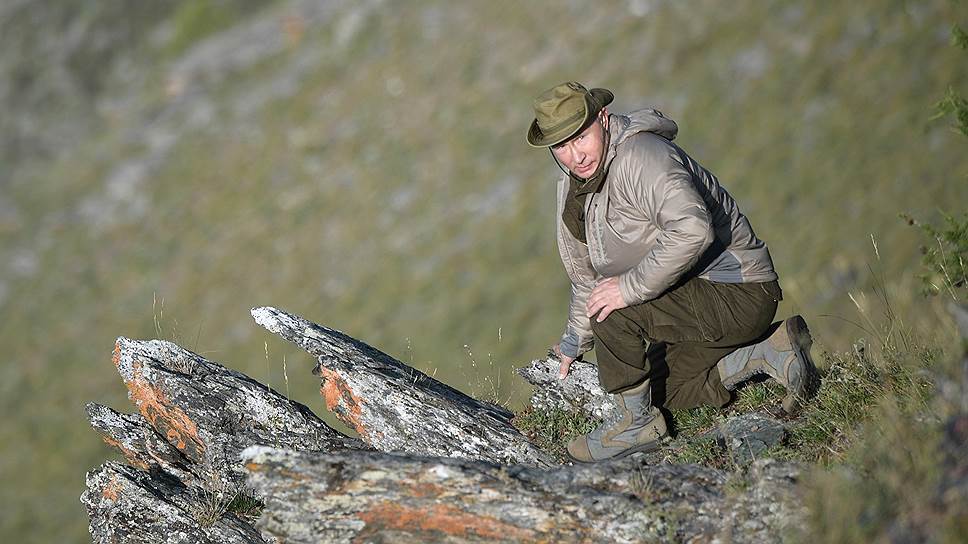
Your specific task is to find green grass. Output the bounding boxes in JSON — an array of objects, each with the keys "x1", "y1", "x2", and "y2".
[
  {"x1": 797, "y1": 342, "x2": 963, "y2": 542},
  {"x1": 796, "y1": 150, "x2": 968, "y2": 540},
  {"x1": 658, "y1": 339, "x2": 940, "y2": 470},
  {"x1": 670, "y1": 404, "x2": 721, "y2": 438},
  {"x1": 671, "y1": 439, "x2": 731, "y2": 469},
  {"x1": 786, "y1": 344, "x2": 937, "y2": 463},
  {"x1": 512, "y1": 406, "x2": 596, "y2": 463}
]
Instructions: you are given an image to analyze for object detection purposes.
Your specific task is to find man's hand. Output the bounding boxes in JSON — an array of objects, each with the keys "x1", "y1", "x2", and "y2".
[
  {"x1": 551, "y1": 343, "x2": 575, "y2": 379},
  {"x1": 586, "y1": 276, "x2": 628, "y2": 322}
]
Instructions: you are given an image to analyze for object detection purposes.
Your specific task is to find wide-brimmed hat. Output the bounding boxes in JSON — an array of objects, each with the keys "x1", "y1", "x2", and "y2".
[{"x1": 527, "y1": 81, "x2": 614, "y2": 148}]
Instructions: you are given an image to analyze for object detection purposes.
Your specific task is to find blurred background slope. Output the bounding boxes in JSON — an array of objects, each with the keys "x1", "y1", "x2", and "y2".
[{"x1": 0, "y1": 0, "x2": 965, "y2": 541}]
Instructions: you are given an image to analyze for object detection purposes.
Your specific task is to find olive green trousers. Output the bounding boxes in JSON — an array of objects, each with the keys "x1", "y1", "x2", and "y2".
[{"x1": 590, "y1": 278, "x2": 781, "y2": 410}]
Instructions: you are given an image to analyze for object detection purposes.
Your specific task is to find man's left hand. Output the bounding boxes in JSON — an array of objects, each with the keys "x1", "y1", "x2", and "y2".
[{"x1": 586, "y1": 277, "x2": 628, "y2": 322}]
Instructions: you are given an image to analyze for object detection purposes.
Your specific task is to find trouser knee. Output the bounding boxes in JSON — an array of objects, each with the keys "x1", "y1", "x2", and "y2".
[{"x1": 590, "y1": 307, "x2": 653, "y2": 393}]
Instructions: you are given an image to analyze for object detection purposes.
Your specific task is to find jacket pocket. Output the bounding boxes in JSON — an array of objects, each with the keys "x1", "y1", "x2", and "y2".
[{"x1": 688, "y1": 280, "x2": 729, "y2": 343}]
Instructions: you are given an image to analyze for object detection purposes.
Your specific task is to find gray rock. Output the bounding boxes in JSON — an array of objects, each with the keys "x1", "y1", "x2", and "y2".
[
  {"x1": 82, "y1": 461, "x2": 267, "y2": 544},
  {"x1": 86, "y1": 403, "x2": 195, "y2": 484},
  {"x1": 720, "y1": 459, "x2": 806, "y2": 543},
  {"x1": 515, "y1": 356, "x2": 618, "y2": 420},
  {"x1": 700, "y1": 412, "x2": 788, "y2": 467},
  {"x1": 243, "y1": 446, "x2": 803, "y2": 544},
  {"x1": 108, "y1": 336, "x2": 363, "y2": 491},
  {"x1": 83, "y1": 336, "x2": 364, "y2": 543},
  {"x1": 252, "y1": 306, "x2": 553, "y2": 467}
]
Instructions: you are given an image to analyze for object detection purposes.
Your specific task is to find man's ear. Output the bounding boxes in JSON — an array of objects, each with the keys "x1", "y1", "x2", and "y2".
[{"x1": 600, "y1": 107, "x2": 609, "y2": 130}]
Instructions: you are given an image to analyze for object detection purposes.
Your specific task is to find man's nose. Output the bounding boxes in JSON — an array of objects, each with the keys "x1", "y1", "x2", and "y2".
[{"x1": 575, "y1": 149, "x2": 586, "y2": 164}]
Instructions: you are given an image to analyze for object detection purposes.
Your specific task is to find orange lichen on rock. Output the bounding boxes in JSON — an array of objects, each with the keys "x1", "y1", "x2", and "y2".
[
  {"x1": 127, "y1": 377, "x2": 205, "y2": 462},
  {"x1": 112, "y1": 339, "x2": 205, "y2": 462},
  {"x1": 101, "y1": 435, "x2": 149, "y2": 470},
  {"x1": 114, "y1": 347, "x2": 206, "y2": 463},
  {"x1": 318, "y1": 368, "x2": 368, "y2": 439},
  {"x1": 101, "y1": 475, "x2": 122, "y2": 502},
  {"x1": 355, "y1": 501, "x2": 537, "y2": 542}
]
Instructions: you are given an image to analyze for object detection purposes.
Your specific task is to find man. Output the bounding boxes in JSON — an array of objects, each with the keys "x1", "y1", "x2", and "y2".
[{"x1": 527, "y1": 82, "x2": 818, "y2": 463}]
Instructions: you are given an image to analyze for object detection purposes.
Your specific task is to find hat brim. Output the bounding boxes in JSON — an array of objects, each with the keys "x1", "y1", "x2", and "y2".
[{"x1": 527, "y1": 87, "x2": 614, "y2": 148}]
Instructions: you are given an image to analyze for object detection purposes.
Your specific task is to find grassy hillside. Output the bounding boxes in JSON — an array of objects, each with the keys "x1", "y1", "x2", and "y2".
[{"x1": 1, "y1": 1, "x2": 965, "y2": 541}]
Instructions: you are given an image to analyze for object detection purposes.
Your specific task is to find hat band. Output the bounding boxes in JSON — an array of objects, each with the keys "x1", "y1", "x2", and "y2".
[{"x1": 538, "y1": 108, "x2": 585, "y2": 137}]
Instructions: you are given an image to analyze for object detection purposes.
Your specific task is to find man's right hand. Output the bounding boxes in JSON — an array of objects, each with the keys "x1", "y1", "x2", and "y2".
[{"x1": 551, "y1": 343, "x2": 575, "y2": 379}]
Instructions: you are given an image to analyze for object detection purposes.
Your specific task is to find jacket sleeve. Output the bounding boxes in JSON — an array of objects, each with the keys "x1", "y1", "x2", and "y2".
[
  {"x1": 555, "y1": 182, "x2": 597, "y2": 358},
  {"x1": 616, "y1": 143, "x2": 714, "y2": 305},
  {"x1": 559, "y1": 279, "x2": 595, "y2": 357}
]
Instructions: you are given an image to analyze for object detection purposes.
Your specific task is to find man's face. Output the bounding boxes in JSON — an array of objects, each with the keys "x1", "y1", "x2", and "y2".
[{"x1": 551, "y1": 109, "x2": 609, "y2": 179}]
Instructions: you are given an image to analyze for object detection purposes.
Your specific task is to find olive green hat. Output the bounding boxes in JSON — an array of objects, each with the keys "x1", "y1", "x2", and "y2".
[{"x1": 527, "y1": 81, "x2": 614, "y2": 148}]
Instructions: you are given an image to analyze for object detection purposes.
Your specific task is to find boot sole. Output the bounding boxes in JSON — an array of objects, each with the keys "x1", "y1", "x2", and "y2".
[
  {"x1": 783, "y1": 315, "x2": 819, "y2": 413},
  {"x1": 565, "y1": 437, "x2": 667, "y2": 464}
]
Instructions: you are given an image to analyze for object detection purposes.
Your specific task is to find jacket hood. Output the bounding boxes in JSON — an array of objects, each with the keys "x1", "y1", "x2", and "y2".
[
  {"x1": 599, "y1": 108, "x2": 678, "y2": 173},
  {"x1": 610, "y1": 108, "x2": 678, "y2": 148}
]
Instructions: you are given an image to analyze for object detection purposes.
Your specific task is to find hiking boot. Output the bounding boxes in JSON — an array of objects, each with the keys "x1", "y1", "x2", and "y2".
[
  {"x1": 717, "y1": 315, "x2": 819, "y2": 413},
  {"x1": 566, "y1": 379, "x2": 668, "y2": 463}
]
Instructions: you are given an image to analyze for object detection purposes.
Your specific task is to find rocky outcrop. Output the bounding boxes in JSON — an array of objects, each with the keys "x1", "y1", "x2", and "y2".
[
  {"x1": 251, "y1": 306, "x2": 552, "y2": 467},
  {"x1": 83, "y1": 306, "x2": 806, "y2": 543},
  {"x1": 243, "y1": 446, "x2": 803, "y2": 544},
  {"x1": 93, "y1": 337, "x2": 364, "y2": 490},
  {"x1": 81, "y1": 335, "x2": 366, "y2": 543}
]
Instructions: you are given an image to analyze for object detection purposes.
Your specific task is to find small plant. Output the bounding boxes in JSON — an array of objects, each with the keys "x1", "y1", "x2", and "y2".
[
  {"x1": 933, "y1": 86, "x2": 968, "y2": 137},
  {"x1": 189, "y1": 482, "x2": 264, "y2": 527},
  {"x1": 153, "y1": 292, "x2": 165, "y2": 338},
  {"x1": 152, "y1": 292, "x2": 184, "y2": 343},
  {"x1": 224, "y1": 490, "x2": 265, "y2": 523},
  {"x1": 189, "y1": 482, "x2": 231, "y2": 528},
  {"x1": 512, "y1": 406, "x2": 596, "y2": 462},
  {"x1": 629, "y1": 465, "x2": 657, "y2": 502},
  {"x1": 462, "y1": 333, "x2": 514, "y2": 407},
  {"x1": 901, "y1": 211, "x2": 968, "y2": 301}
]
